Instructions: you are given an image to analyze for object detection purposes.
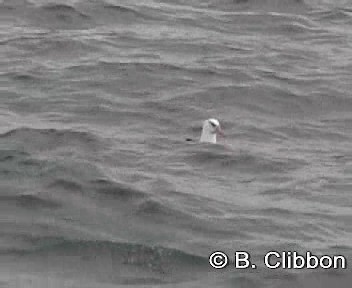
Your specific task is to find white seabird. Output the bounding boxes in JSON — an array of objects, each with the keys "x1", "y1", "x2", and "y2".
[{"x1": 199, "y1": 118, "x2": 224, "y2": 144}]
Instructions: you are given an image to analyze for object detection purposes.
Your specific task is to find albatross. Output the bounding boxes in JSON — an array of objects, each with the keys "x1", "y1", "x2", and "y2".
[{"x1": 199, "y1": 118, "x2": 224, "y2": 144}]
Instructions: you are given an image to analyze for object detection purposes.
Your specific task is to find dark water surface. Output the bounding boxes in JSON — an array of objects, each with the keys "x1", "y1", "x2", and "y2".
[{"x1": 1, "y1": 0, "x2": 352, "y2": 287}]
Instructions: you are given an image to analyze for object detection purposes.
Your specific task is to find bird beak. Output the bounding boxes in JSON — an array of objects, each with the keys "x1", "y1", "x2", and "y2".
[{"x1": 216, "y1": 126, "x2": 224, "y2": 137}]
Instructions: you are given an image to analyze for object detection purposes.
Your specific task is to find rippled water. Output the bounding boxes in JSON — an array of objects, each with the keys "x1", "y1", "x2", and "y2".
[{"x1": 1, "y1": 0, "x2": 352, "y2": 287}]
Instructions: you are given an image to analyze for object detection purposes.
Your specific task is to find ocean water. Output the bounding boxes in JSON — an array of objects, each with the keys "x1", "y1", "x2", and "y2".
[{"x1": 0, "y1": 0, "x2": 352, "y2": 287}]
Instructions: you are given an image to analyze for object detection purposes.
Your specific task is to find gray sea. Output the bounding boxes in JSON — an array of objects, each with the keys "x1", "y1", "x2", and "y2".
[{"x1": 1, "y1": 0, "x2": 352, "y2": 287}]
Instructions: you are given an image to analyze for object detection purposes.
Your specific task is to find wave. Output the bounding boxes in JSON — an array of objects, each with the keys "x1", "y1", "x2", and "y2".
[
  {"x1": 134, "y1": 198, "x2": 197, "y2": 224},
  {"x1": 233, "y1": 0, "x2": 305, "y2": 4},
  {"x1": 0, "y1": 127, "x2": 102, "y2": 153},
  {"x1": 3, "y1": 238, "x2": 209, "y2": 284},
  {"x1": 185, "y1": 145, "x2": 307, "y2": 174},
  {"x1": 89, "y1": 178, "x2": 147, "y2": 200},
  {"x1": 87, "y1": 60, "x2": 226, "y2": 77},
  {"x1": 0, "y1": 193, "x2": 60, "y2": 209},
  {"x1": 312, "y1": 7, "x2": 352, "y2": 22},
  {"x1": 232, "y1": 0, "x2": 306, "y2": 9},
  {"x1": 0, "y1": 148, "x2": 54, "y2": 180},
  {"x1": 275, "y1": 123, "x2": 350, "y2": 141},
  {"x1": 101, "y1": 4, "x2": 154, "y2": 20},
  {"x1": 22, "y1": 3, "x2": 93, "y2": 30},
  {"x1": 47, "y1": 178, "x2": 84, "y2": 192},
  {"x1": 2, "y1": 72, "x2": 38, "y2": 82},
  {"x1": 211, "y1": 0, "x2": 308, "y2": 13},
  {"x1": 39, "y1": 4, "x2": 89, "y2": 19}
]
